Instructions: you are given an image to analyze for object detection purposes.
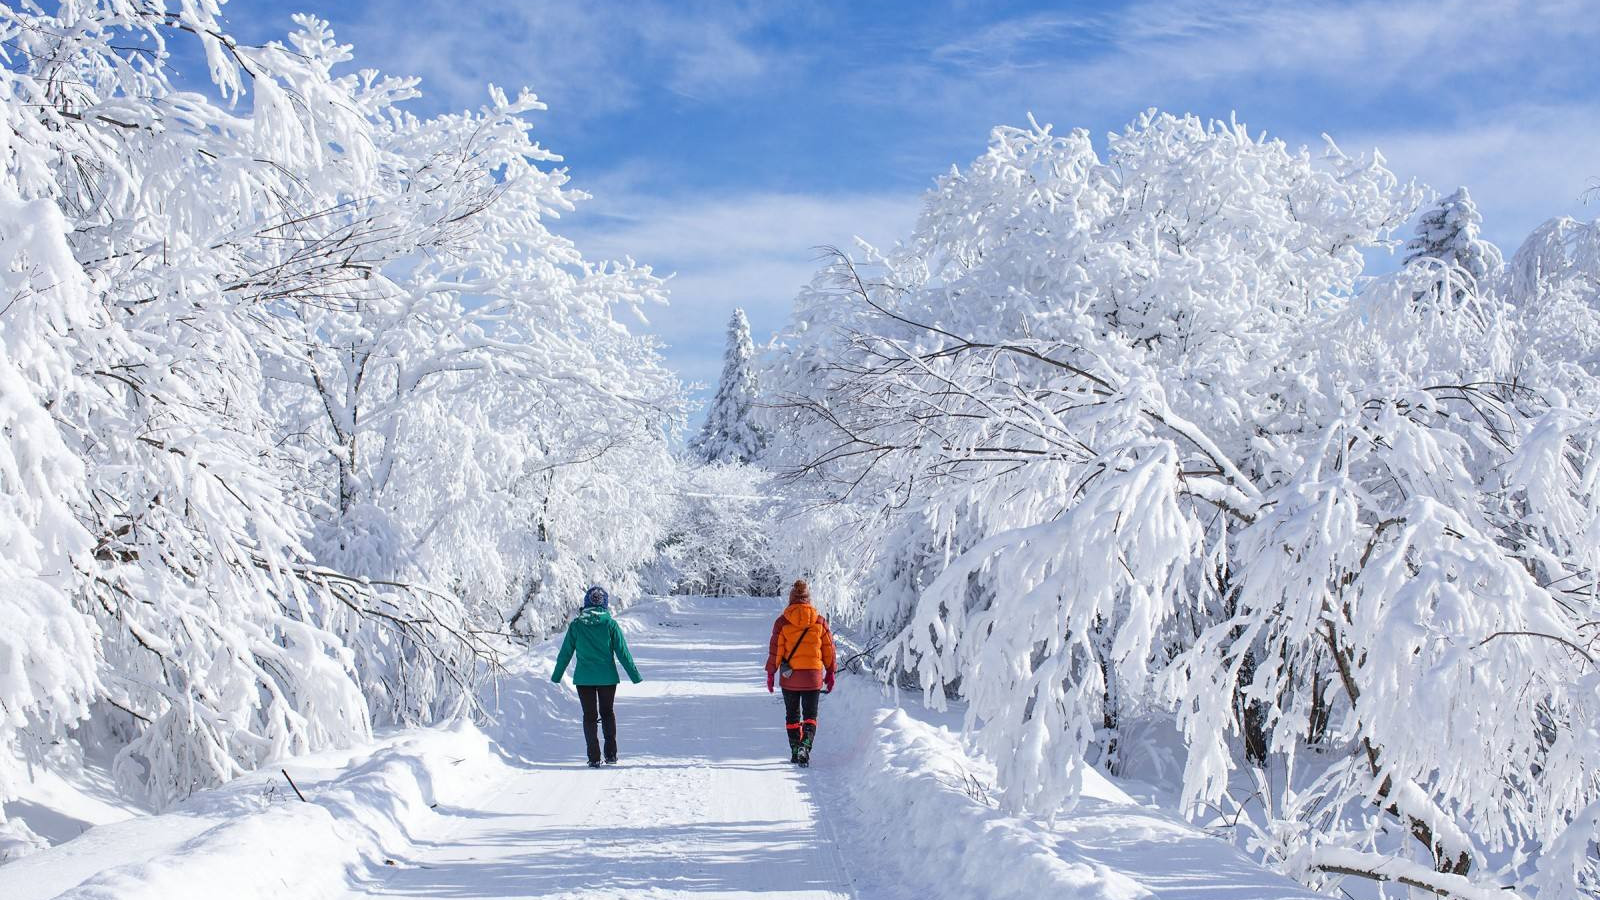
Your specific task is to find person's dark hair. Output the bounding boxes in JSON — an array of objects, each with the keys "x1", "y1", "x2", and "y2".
[{"x1": 788, "y1": 580, "x2": 810, "y2": 605}]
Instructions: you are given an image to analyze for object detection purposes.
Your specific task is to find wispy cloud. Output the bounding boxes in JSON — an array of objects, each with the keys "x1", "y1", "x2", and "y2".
[
  {"x1": 926, "y1": 0, "x2": 1598, "y2": 98},
  {"x1": 639, "y1": 13, "x2": 779, "y2": 100},
  {"x1": 566, "y1": 187, "x2": 921, "y2": 390},
  {"x1": 234, "y1": 0, "x2": 794, "y2": 116}
]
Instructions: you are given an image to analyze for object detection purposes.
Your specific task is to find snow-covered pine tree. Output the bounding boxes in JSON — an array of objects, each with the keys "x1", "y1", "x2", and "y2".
[
  {"x1": 691, "y1": 308, "x2": 768, "y2": 464},
  {"x1": 1404, "y1": 186, "x2": 1503, "y2": 286}
]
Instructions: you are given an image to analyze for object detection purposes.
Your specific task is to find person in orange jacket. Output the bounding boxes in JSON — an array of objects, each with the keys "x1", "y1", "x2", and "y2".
[{"x1": 765, "y1": 579, "x2": 836, "y2": 766}]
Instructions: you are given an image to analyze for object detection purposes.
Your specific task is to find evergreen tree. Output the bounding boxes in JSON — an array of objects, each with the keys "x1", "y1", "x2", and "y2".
[
  {"x1": 692, "y1": 308, "x2": 768, "y2": 463},
  {"x1": 1404, "y1": 186, "x2": 1503, "y2": 285}
]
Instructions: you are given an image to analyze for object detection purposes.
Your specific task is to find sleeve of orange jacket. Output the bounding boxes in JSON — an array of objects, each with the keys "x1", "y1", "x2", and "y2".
[
  {"x1": 765, "y1": 615, "x2": 783, "y2": 674},
  {"x1": 820, "y1": 616, "x2": 837, "y2": 673}
]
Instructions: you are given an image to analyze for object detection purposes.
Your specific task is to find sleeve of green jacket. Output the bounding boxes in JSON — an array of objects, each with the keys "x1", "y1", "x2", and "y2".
[
  {"x1": 551, "y1": 624, "x2": 576, "y2": 683},
  {"x1": 611, "y1": 620, "x2": 642, "y2": 684}
]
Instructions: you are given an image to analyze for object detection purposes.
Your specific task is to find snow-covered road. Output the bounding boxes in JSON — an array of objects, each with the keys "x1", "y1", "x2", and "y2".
[{"x1": 348, "y1": 599, "x2": 856, "y2": 899}]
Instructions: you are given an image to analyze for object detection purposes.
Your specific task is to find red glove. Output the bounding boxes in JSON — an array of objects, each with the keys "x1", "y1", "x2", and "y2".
[
  {"x1": 824, "y1": 670, "x2": 836, "y2": 693},
  {"x1": 766, "y1": 671, "x2": 775, "y2": 693}
]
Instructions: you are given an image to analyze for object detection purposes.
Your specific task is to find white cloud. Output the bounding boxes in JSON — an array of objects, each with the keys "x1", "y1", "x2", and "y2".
[
  {"x1": 576, "y1": 191, "x2": 916, "y2": 259},
  {"x1": 834, "y1": 0, "x2": 1597, "y2": 147},
  {"x1": 566, "y1": 187, "x2": 921, "y2": 392},
  {"x1": 928, "y1": 0, "x2": 1597, "y2": 100},
  {"x1": 284, "y1": 0, "x2": 791, "y2": 116},
  {"x1": 639, "y1": 15, "x2": 778, "y2": 100}
]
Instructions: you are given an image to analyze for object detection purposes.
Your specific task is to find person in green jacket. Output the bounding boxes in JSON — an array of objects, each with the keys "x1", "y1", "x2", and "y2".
[{"x1": 550, "y1": 586, "x2": 643, "y2": 767}]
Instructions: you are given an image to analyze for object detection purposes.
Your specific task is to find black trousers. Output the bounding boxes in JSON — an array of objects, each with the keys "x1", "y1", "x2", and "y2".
[
  {"x1": 577, "y1": 684, "x2": 618, "y2": 763},
  {"x1": 782, "y1": 688, "x2": 820, "y2": 735}
]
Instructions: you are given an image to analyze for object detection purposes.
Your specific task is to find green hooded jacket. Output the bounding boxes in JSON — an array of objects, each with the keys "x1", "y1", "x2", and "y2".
[{"x1": 551, "y1": 607, "x2": 642, "y2": 686}]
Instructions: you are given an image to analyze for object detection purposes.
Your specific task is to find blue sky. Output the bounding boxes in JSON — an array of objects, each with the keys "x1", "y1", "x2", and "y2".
[{"x1": 204, "y1": 0, "x2": 1600, "y2": 408}]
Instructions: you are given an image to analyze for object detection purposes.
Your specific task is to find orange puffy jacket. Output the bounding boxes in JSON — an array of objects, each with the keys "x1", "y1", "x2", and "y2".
[{"x1": 766, "y1": 600, "x2": 836, "y2": 691}]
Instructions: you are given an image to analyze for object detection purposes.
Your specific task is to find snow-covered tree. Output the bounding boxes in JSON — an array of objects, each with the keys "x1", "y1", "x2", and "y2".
[
  {"x1": 1504, "y1": 215, "x2": 1600, "y2": 389},
  {"x1": 0, "y1": 0, "x2": 679, "y2": 845},
  {"x1": 691, "y1": 308, "x2": 767, "y2": 464},
  {"x1": 1405, "y1": 186, "x2": 1503, "y2": 284},
  {"x1": 658, "y1": 461, "x2": 780, "y2": 597},
  {"x1": 767, "y1": 112, "x2": 1600, "y2": 900},
  {"x1": 1403, "y1": 186, "x2": 1504, "y2": 317}
]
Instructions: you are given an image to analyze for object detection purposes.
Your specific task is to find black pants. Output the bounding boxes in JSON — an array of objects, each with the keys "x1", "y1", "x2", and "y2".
[
  {"x1": 782, "y1": 689, "x2": 820, "y2": 744},
  {"x1": 577, "y1": 684, "x2": 618, "y2": 763}
]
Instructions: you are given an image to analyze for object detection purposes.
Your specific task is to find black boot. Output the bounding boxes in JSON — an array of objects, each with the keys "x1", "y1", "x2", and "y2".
[
  {"x1": 797, "y1": 722, "x2": 816, "y2": 767},
  {"x1": 787, "y1": 726, "x2": 802, "y2": 764}
]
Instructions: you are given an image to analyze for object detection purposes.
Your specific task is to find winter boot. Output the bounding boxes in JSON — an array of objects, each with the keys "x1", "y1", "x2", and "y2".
[
  {"x1": 787, "y1": 724, "x2": 803, "y2": 764},
  {"x1": 797, "y1": 720, "x2": 817, "y2": 767}
]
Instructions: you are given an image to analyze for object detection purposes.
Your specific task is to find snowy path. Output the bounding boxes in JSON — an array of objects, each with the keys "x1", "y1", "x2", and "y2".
[
  {"x1": 5, "y1": 596, "x2": 1325, "y2": 900},
  {"x1": 347, "y1": 599, "x2": 855, "y2": 899}
]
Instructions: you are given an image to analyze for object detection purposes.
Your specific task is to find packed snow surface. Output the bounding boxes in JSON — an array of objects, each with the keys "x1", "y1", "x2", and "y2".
[{"x1": 3, "y1": 597, "x2": 1318, "y2": 899}]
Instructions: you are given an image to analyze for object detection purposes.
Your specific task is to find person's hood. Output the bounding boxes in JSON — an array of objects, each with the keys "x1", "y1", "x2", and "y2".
[
  {"x1": 782, "y1": 602, "x2": 818, "y2": 627},
  {"x1": 575, "y1": 607, "x2": 613, "y2": 627}
]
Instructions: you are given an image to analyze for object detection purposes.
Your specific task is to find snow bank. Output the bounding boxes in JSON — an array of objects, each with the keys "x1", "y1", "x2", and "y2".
[
  {"x1": 821, "y1": 678, "x2": 1322, "y2": 900},
  {"x1": 0, "y1": 748, "x2": 141, "y2": 863},
  {"x1": 826, "y1": 685, "x2": 1151, "y2": 900},
  {"x1": 0, "y1": 602, "x2": 593, "y2": 899},
  {"x1": 31, "y1": 724, "x2": 494, "y2": 900}
]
